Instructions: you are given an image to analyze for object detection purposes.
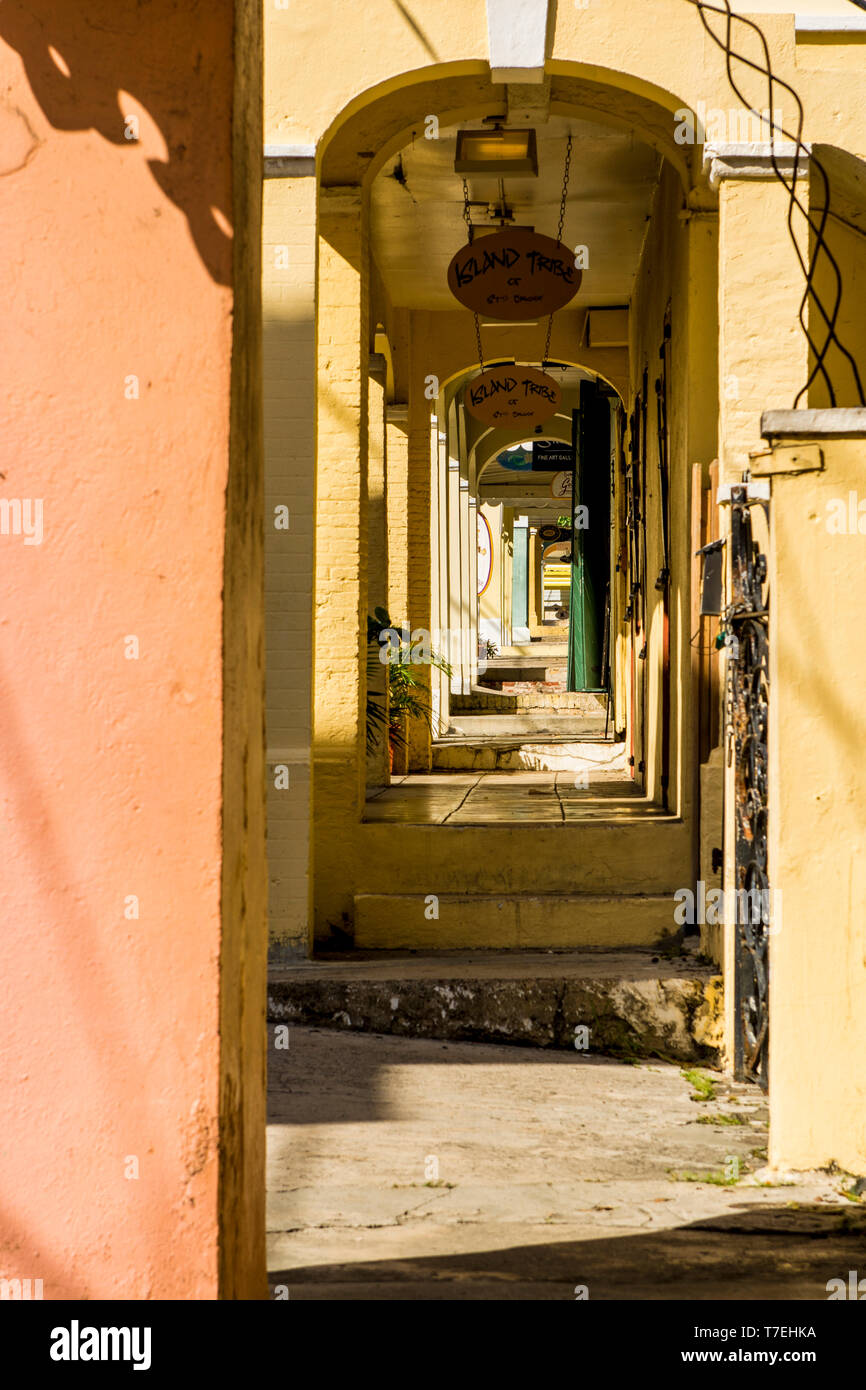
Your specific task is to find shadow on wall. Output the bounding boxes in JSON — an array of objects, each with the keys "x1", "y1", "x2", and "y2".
[{"x1": 0, "y1": 0, "x2": 233, "y2": 285}]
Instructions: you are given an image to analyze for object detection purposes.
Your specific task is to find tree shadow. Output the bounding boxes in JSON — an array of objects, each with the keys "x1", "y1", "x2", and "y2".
[{"x1": 0, "y1": 1, "x2": 233, "y2": 284}]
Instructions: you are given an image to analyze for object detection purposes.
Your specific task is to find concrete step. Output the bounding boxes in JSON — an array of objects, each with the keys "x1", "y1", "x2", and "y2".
[
  {"x1": 353, "y1": 892, "x2": 680, "y2": 950},
  {"x1": 432, "y1": 739, "x2": 625, "y2": 772},
  {"x1": 478, "y1": 657, "x2": 567, "y2": 691},
  {"x1": 480, "y1": 679, "x2": 569, "y2": 694},
  {"x1": 443, "y1": 712, "x2": 608, "y2": 737},
  {"x1": 502, "y1": 643, "x2": 568, "y2": 658},
  {"x1": 451, "y1": 689, "x2": 607, "y2": 714},
  {"x1": 268, "y1": 947, "x2": 722, "y2": 1063}
]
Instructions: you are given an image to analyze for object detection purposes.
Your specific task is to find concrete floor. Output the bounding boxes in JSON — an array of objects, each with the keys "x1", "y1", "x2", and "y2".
[
  {"x1": 364, "y1": 771, "x2": 669, "y2": 824},
  {"x1": 267, "y1": 1028, "x2": 866, "y2": 1300}
]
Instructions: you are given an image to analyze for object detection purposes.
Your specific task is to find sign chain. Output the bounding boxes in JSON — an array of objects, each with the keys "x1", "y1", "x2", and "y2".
[
  {"x1": 462, "y1": 176, "x2": 485, "y2": 369},
  {"x1": 543, "y1": 134, "x2": 573, "y2": 370}
]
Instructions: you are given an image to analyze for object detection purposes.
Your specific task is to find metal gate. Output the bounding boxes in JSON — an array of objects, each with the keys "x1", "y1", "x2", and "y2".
[{"x1": 727, "y1": 485, "x2": 771, "y2": 1088}]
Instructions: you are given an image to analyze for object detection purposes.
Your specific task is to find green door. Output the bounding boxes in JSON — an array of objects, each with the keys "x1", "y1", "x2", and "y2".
[{"x1": 567, "y1": 380, "x2": 611, "y2": 692}]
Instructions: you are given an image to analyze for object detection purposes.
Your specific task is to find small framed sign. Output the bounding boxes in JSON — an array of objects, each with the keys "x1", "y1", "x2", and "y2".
[{"x1": 532, "y1": 440, "x2": 574, "y2": 471}]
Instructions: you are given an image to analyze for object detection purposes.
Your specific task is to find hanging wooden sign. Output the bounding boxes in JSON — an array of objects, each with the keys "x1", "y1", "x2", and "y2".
[
  {"x1": 465, "y1": 366, "x2": 562, "y2": 429},
  {"x1": 447, "y1": 228, "x2": 581, "y2": 320}
]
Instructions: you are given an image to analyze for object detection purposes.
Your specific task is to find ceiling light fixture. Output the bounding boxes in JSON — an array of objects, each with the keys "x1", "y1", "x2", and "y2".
[{"x1": 455, "y1": 127, "x2": 538, "y2": 176}]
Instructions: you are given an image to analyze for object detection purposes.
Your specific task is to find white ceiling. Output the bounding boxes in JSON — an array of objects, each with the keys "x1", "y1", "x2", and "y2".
[{"x1": 371, "y1": 115, "x2": 662, "y2": 312}]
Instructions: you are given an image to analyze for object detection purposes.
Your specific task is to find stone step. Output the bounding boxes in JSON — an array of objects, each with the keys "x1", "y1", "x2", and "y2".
[
  {"x1": 353, "y1": 892, "x2": 681, "y2": 950},
  {"x1": 268, "y1": 948, "x2": 722, "y2": 1063}
]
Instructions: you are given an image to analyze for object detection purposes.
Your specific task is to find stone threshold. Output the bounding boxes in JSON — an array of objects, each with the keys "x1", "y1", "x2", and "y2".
[{"x1": 268, "y1": 947, "x2": 722, "y2": 1064}]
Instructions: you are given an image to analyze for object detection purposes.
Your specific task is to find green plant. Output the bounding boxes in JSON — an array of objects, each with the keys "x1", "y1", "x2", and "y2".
[
  {"x1": 681, "y1": 1068, "x2": 717, "y2": 1102},
  {"x1": 366, "y1": 607, "x2": 452, "y2": 752},
  {"x1": 668, "y1": 1168, "x2": 739, "y2": 1187},
  {"x1": 695, "y1": 1113, "x2": 746, "y2": 1126}
]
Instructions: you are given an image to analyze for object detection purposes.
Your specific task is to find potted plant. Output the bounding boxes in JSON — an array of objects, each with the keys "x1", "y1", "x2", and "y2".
[{"x1": 366, "y1": 607, "x2": 452, "y2": 770}]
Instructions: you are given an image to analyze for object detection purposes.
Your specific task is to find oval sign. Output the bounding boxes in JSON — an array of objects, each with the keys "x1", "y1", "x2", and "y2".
[
  {"x1": 447, "y1": 228, "x2": 581, "y2": 320},
  {"x1": 550, "y1": 470, "x2": 572, "y2": 499},
  {"x1": 465, "y1": 366, "x2": 562, "y2": 429},
  {"x1": 477, "y1": 512, "x2": 493, "y2": 596}
]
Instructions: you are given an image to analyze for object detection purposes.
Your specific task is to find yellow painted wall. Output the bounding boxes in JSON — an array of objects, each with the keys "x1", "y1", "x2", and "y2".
[
  {"x1": 807, "y1": 149, "x2": 866, "y2": 411},
  {"x1": 267, "y1": 3, "x2": 866, "y2": 162},
  {"x1": 757, "y1": 432, "x2": 866, "y2": 1173}
]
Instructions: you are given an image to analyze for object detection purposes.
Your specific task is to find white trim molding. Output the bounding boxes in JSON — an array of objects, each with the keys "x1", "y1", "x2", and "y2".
[
  {"x1": 762, "y1": 408, "x2": 866, "y2": 439},
  {"x1": 796, "y1": 14, "x2": 866, "y2": 33},
  {"x1": 264, "y1": 144, "x2": 316, "y2": 178},
  {"x1": 703, "y1": 141, "x2": 811, "y2": 188},
  {"x1": 486, "y1": 0, "x2": 549, "y2": 83}
]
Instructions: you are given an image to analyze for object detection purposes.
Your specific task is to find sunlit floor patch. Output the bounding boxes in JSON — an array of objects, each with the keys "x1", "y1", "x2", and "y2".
[
  {"x1": 364, "y1": 770, "x2": 667, "y2": 824},
  {"x1": 267, "y1": 1028, "x2": 866, "y2": 1301}
]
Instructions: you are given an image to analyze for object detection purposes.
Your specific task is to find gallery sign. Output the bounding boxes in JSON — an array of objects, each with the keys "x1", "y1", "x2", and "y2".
[
  {"x1": 447, "y1": 228, "x2": 581, "y2": 320},
  {"x1": 532, "y1": 440, "x2": 574, "y2": 471},
  {"x1": 465, "y1": 366, "x2": 561, "y2": 429}
]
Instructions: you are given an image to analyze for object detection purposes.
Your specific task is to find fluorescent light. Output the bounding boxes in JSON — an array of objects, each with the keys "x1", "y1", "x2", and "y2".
[{"x1": 455, "y1": 128, "x2": 538, "y2": 176}]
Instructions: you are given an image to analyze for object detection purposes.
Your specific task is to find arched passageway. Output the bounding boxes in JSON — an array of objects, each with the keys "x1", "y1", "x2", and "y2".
[{"x1": 291, "y1": 64, "x2": 716, "y2": 954}]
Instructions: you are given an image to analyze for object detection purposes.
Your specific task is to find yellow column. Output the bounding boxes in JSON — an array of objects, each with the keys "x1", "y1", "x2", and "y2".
[
  {"x1": 313, "y1": 184, "x2": 368, "y2": 937},
  {"x1": 406, "y1": 318, "x2": 432, "y2": 771},
  {"x1": 385, "y1": 401, "x2": 410, "y2": 774},
  {"x1": 366, "y1": 361, "x2": 389, "y2": 790},
  {"x1": 715, "y1": 152, "x2": 809, "y2": 482},
  {"x1": 430, "y1": 416, "x2": 449, "y2": 742},
  {"x1": 386, "y1": 404, "x2": 410, "y2": 627},
  {"x1": 262, "y1": 169, "x2": 316, "y2": 960}
]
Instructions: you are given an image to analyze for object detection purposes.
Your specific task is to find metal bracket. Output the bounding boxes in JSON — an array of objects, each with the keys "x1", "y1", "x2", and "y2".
[{"x1": 717, "y1": 481, "x2": 770, "y2": 505}]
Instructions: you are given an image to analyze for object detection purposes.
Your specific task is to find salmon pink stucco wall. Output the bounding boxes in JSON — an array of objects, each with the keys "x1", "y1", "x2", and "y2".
[{"x1": 0, "y1": 2, "x2": 266, "y2": 1299}]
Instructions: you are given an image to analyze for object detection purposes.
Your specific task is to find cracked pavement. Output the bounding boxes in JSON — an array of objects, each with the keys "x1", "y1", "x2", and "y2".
[{"x1": 267, "y1": 1026, "x2": 866, "y2": 1300}]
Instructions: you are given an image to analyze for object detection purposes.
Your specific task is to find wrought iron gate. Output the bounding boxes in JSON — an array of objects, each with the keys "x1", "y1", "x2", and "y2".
[{"x1": 727, "y1": 486, "x2": 771, "y2": 1089}]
